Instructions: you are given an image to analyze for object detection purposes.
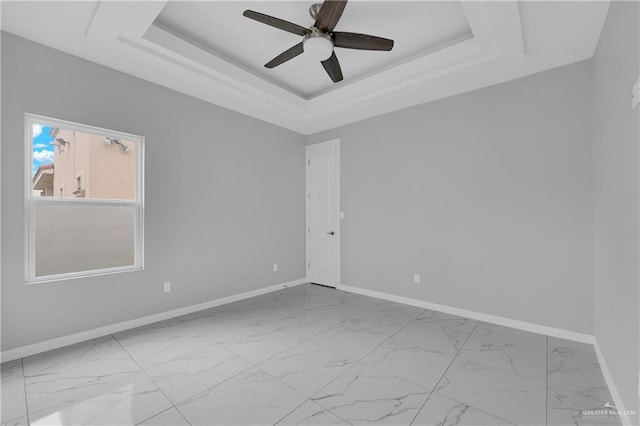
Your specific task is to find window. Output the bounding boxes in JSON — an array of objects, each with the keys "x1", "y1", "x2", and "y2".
[{"x1": 26, "y1": 114, "x2": 144, "y2": 282}]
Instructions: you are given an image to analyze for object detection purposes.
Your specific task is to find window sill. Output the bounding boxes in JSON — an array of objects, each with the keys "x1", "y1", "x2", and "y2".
[{"x1": 25, "y1": 265, "x2": 144, "y2": 285}]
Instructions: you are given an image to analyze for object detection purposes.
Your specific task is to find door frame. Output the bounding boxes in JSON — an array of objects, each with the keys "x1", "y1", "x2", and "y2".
[{"x1": 305, "y1": 139, "x2": 341, "y2": 288}]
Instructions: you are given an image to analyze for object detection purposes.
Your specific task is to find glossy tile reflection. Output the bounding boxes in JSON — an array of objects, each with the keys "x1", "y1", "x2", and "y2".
[
  {"x1": 28, "y1": 372, "x2": 172, "y2": 426},
  {"x1": 23, "y1": 336, "x2": 143, "y2": 416},
  {"x1": 0, "y1": 283, "x2": 622, "y2": 425}
]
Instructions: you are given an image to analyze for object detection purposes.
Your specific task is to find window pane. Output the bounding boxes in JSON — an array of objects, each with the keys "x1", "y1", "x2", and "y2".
[
  {"x1": 34, "y1": 203, "x2": 136, "y2": 277},
  {"x1": 32, "y1": 124, "x2": 136, "y2": 200}
]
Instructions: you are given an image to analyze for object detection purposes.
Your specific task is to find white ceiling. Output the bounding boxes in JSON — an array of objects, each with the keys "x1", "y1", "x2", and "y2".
[
  {"x1": 154, "y1": 1, "x2": 473, "y2": 98},
  {"x1": 1, "y1": 1, "x2": 610, "y2": 135}
]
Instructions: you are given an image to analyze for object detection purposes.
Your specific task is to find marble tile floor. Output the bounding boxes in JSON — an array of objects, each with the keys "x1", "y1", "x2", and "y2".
[{"x1": 0, "y1": 284, "x2": 622, "y2": 426}]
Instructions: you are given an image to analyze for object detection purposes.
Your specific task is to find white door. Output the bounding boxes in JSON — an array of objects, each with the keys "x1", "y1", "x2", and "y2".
[{"x1": 306, "y1": 140, "x2": 340, "y2": 288}]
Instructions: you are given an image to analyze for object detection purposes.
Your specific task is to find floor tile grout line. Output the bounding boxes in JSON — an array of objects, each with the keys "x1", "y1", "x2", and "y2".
[
  {"x1": 211, "y1": 296, "x2": 374, "y2": 369},
  {"x1": 182, "y1": 326, "x2": 259, "y2": 367},
  {"x1": 110, "y1": 333, "x2": 187, "y2": 425},
  {"x1": 295, "y1": 309, "x2": 365, "y2": 344},
  {"x1": 172, "y1": 405, "x2": 193, "y2": 426},
  {"x1": 302, "y1": 307, "x2": 430, "y2": 416},
  {"x1": 309, "y1": 305, "x2": 427, "y2": 367},
  {"x1": 271, "y1": 399, "x2": 310, "y2": 426},
  {"x1": 133, "y1": 406, "x2": 186, "y2": 426},
  {"x1": 17, "y1": 336, "x2": 152, "y2": 423},
  {"x1": 15, "y1": 285, "x2": 611, "y2": 426},
  {"x1": 138, "y1": 292, "x2": 356, "y2": 424},
  {"x1": 252, "y1": 289, "x2": 369, "y2": 425},
  {"x1": 147, "y1": 329, "x2": 339, "y2": 423},
  {"x1": 168, "y1": 363, "x2": 257, "y2": 408},
  {"x1": 157, "y1": 286, "x2": 361, "y2": 425},
  {"x1": 177, "y1": 293, "x2": 367, "y2": 363},
  {"x1": 183, "y1": 289, "x2": 372, "y2": 344},
  {"x1": 126, "y1": 288, "x2": 362, "y2": 413},
  {"x1": 272, "y1": 397, "x2": 353, "y2": 426},
  {"x1": 354, "y1": 323, "x2": 475, "y2": 392},
  {"x1": 409, "y1": 320, "x2": 480, "y2": 425},
  {"x1": 427, "y1": 390, "x2": 518, "y2": 425},
  {"x1": 112, "y1": 320, "x2": 220, "y2": 365},
  {"x1": 265, "y1": 365, "x2": 355, "y2": 426},
  {"x1": 254, "y1": 363, "x2": 311, "y2": 400},
  {"x1": 219, "y1": 329, "x2": 305, "y2": 367},
  {"x1": 278, "y1": 298, "x2": 418, "y2": 402},
  {"x1": 21, "y1": 357, "x2": 31, "y2": 426},
  {"x1": 255, "y1": 358, "x2": 353, "y2": 426},
  {"x1": 121, "y1": 329, "x2": 259, "y2": 409},
  {"x1": 153, "y1": 304, "x2": 310, "y2": 407}
]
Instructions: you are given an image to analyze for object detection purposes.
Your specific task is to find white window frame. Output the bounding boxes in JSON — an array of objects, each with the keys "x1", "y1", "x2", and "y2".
[{"x1": 24, "y1": 113, "x2": 145, "y2": 283}]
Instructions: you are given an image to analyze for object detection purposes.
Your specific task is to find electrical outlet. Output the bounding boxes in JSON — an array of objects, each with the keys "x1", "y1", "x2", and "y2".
[
  {"x1": 413, "y1": 274, "x2": 420, "y2": 284},
  {"x1": 273, "y1": 263, "x2": 278, "y2": 272},
  {"x1": 163, "y1": 281, "x2": 171, "y2": 293}
]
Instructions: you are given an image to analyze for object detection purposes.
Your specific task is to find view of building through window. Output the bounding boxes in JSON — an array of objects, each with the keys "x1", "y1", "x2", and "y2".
[
  {"x1": 32, "y1": 125, "x2": 136, "y2": 200},
  {"x1": 27, "y1": 117, "x2": 143, "y2": 281}
]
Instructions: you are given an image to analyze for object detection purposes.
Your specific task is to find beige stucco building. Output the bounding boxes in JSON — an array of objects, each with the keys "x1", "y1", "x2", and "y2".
[{"x1": 33, "y1": 127, "x2": 135, "y2": 200}]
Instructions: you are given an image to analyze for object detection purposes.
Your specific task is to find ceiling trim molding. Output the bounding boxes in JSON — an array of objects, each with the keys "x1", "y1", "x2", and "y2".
[
  {"x1": 105, "y1": 0, "x2": 523, "y2": 134},
  {"x1": 3, "y1": 0, "x2": 609, "y2": 135},
  {"x1": 138, "y1": 25, "x2": 306, "y2": 111}
]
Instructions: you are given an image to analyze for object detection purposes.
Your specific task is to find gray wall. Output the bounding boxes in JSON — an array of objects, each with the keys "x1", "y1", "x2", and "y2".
[
  {"x1": 1, "y1": 33, "x2": 306, "y2": 351},
  {"x1": 307, "y1": 60, "x2": 595, "y2": 335},
  {"x1": 592, "y1": 1, "x2": 640, "y2": 414}
]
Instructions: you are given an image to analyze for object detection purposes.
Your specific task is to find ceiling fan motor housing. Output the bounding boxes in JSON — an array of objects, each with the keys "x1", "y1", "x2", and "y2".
[{"x1": 303, "y1": 29, "x2": 334, "y2": 61}]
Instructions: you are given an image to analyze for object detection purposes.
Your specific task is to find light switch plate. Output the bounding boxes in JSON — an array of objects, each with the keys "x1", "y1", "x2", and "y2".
[{"x1": 633, "y1": 78, "x2": 639, "y2": 109}]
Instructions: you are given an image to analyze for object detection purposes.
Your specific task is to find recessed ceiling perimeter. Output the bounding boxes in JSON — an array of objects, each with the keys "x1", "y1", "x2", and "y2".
[{"x1": 152, "y1": 1, "x2": 473, "y2": 98}]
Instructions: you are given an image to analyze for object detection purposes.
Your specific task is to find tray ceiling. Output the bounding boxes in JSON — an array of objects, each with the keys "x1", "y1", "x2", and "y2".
[
  {"x1": 154, "y1": 2, "x2": 473, "y2": 98},
  {"x1": 1, "y1": 1, "x2": 611, "y2": 134}
]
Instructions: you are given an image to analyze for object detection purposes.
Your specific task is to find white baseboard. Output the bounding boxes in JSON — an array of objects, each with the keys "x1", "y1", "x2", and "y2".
[
  {"x1": 0, "y1": 278, "x2": 307, "y2": 362},
  {"x1": 593, "y1": 341, "x2": 636, "y2": 426},
  {"x1": 338, "y1": 284, "x2": 595, "y2": 344}
]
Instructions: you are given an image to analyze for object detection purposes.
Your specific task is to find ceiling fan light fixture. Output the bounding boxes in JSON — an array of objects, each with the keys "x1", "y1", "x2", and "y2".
[
  {"x1": 243, "y1": 1, "x2": 394, "y2": 83},
  {"x1": 303, "y1": 32, "x2": 334, "y2": 61}
]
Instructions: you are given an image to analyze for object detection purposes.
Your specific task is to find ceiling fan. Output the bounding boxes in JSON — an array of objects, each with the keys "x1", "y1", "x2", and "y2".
[{"x1": 242, "y1": 0, "x2": 394, "y2": 83}]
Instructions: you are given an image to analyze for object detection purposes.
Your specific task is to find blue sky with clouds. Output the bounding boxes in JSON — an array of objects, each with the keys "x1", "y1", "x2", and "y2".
[{"x1": 32, "y1": 124, "x2": 54, "y2": 176}]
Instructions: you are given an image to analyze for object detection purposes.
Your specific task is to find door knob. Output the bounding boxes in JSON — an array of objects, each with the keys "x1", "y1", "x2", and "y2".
[{"x1": 327, "y1": 231, "x2": 335, "y2": 235}]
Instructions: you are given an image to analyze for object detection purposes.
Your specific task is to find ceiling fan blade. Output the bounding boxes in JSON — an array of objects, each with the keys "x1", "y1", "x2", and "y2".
[
  {"x1": 315, "y1": 0, "x2": 347, "y2": 32},
  {"x1": 265, "y1": 43, "x2": 304, "y2": 68},
  {"x1": 333, "y1": 32, "x2": 394, "y2": 51},
  {"x1": 321, "y1": 52, "x2": 343, "y2": 83},
  {"x1": 243, "y1": 10, "x2": 308, "y2": 36}
]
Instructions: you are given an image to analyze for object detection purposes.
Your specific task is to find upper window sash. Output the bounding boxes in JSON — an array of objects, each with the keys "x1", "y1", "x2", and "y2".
[{"x1": 25, "y1": 113, "x2": 144, "y2": 204}]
